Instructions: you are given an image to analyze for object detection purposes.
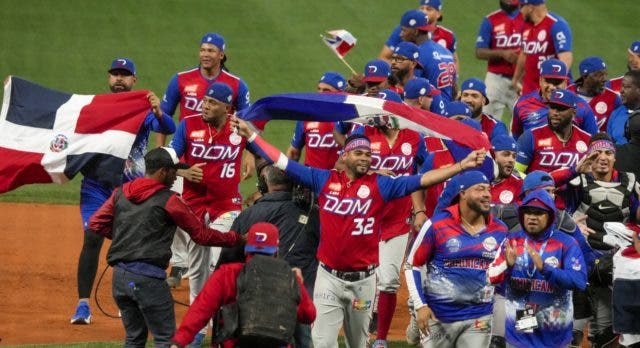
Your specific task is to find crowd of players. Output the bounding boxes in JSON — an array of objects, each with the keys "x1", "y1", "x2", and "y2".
[{"x1": 67, "y1": 0, "x2": 640, "y2": 347}]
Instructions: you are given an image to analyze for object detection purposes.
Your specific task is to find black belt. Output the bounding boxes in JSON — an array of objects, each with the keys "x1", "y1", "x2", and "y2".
[{"x1": 320, "y1": 263, "x2": 376, "y2": 282}]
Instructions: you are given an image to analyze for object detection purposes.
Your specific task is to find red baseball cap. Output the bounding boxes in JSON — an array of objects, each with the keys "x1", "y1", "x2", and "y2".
[{"x1": 245, "y1": 222, "x2": 279, "y2": 255}]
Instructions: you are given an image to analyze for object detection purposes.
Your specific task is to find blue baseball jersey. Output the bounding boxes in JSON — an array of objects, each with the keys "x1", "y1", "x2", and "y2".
[
  {"x1": 607, "y1": 105, "x2": 634, "y2": 145},
  {"x1": 416, "y1": 41, "x2": 457, "y2": 102},
  {"x1": 406, "y1": 204, "x2": 509, "y2": 322}
]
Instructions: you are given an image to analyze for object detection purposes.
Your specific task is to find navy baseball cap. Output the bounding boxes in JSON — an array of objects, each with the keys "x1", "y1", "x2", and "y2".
[
  {"x1": 492, "y1": 134, "x2": 518, "y2": 152},
  {"x1": 393, "y1": 42, "x2": 421, "y2": 62},
  {"x1": 579, "y1": 56, "x2": 607, "y2": 76},
  {"x1": 319, "y1": 71, "x2": 347, "y2": 91},
  {"x1": 444, "y1": 101, "x2": 472, "y2": 118},
  {"x1": 545, "y1": 89, "x2": 577, "y2": 109},
  {"x1": 461, "y1": 78, "x2": 490, "y2": 105},
  {"x1": 521, "y1": 170, "x2": 555, "y2": 195},
  {"x1": 108, "y1": 58, "x2": 136, "y2": 76},
  {"x1": 205, "y1": 82, "x2": 233, "y2": 104},
  {"x1": 363, "y1": 59, "x2": 391, "y2": 83},
  {"x1": 201, "y1": 32, "x2": 225, "y2": 51},
  {"x1": 520, "y1": 0, "x2": 544, "y2": 4},
  {"x1": 404, "y1": 78, "x2": 440, "y2": 99},
  {"x1": 457, "y1": 170, "x2": 489, "y2": 191},
  {"x1": 400, "y1": 10, "x2": 434, "y2": 32},
  {"x1": 245, "y1": 222, "x2": 279, "y2": 255},
  {"x1": 629, "y1": 40, "x2": 640, "y2": 55},
  {"x1": 540, "y1": 59, "x2": 568, "y2": 80},
  {"x1": 378, "y1": 89, "x2": 403, "y2": 103}
]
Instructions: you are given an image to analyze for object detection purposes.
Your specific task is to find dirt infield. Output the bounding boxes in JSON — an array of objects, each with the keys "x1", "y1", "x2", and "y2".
[{"x1": 0, "y1": 202, "x2": 411, "y2": 345}]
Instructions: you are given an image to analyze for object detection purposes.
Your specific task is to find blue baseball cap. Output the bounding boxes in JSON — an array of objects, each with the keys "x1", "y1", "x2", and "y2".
[
  {"x1": 201, "y1": 32, "x2": 226, "y2": 51},
  {"x1": 378, "y1": 89, "x2": 403, "y2": 103},
  {"x1": 579, "y1": 56, "x2": 607, "y2": 76},
  {"x1": 363, "y1": 59, "x2": 391, "y2": 83},
  {"x1": 457, "y1": 170, "x2": 490, "y2": 191},
  {"x1": 540, "y1": 59, "x2": 569, "y2": 80},
  {"x1": 545, "y1": 89, "x2": 577, "y2": 109},
  {"x1": 420, "y1": 0, "x2": 442, "y2": 10},
  {"x1": 205, "y1": 82, "x2": 233, "y2": 104},
  {"x1": 393, "y1": 42, "x2": 420, "y2": 62},
  {"x1": 492, "y1": 134, "x2": 518, "y2": 152},
  {"x1": 461, "y1": 78, "x2": 489, "y2": 105},
  {"x1": 629, "y1": 40, "x2": 640, "y2": 55},
  {"x1": 400, "y1": 10, "x2": 433, "y2": 31},
  {"x1": 319, "y1": 71, "x2": 347, "y2": 91},
  {"x1": 404, "y1": 78, "x2": 440, "y2": 99},
  {"x1": 520, "y1": 0, "x2": 544, "y2": 4},
  {"x1": 521, "y1": 170, "x2": 555, "y2": 196},
  {"x1": 444, "y1": 101, "x2": 472, "y2": 118},
  {"x1": 108, "y1": 58, "x2": 136, "y2": 76}
]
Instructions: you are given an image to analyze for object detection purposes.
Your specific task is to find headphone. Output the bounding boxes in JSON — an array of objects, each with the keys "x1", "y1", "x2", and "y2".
[{"x1": 624, "y1": 109, "x2": 640, "y2": 141}]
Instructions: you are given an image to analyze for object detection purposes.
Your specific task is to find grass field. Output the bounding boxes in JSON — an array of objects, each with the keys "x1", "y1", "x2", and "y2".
[{"x1": 1, "y1": 0, "x2": 637, "y2": 205}]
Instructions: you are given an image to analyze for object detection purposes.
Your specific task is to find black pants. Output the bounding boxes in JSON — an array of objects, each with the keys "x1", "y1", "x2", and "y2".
[{"x1": 112, "y1": 266, "x2": 175, "y2": 347}]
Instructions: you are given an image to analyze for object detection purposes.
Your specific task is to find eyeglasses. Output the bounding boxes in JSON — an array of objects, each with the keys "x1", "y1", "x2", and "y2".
[{"x1": 391, "y1": 55, "x2": 409, "y2": 63}]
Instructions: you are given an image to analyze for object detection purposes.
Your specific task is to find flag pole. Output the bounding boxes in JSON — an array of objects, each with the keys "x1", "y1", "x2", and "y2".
[{"x1": 320, "y1": 35, "x2": 357, "y2": 75}]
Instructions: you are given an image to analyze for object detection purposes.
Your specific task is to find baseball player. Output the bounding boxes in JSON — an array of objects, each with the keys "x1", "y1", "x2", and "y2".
[
  {"x1": 169, "y1": 82, "x2": 247, "y2": 345},
  {"x1": 231, "y1": 116, "x2": 486, "y2": 348},
  {"x1": 286, "y1": 72, "x2": 346, "y2": 170},
  {"x1": 511, "y1": 0, "x2": 573, "y2": 96},
  {"x1": 70, "y1": 58, "x2": 176, "y2": 325},
  {"x1": 380, "y1": 0, "x2": 459, "y2": 71},
  {"x1": 399, "y1": 9, "x2": 457, "y2": 102},
  {"x1": 516, "y1": 89, "x2": 592, "y2": 211},
  {"x1": 607, "y1": 40, "x2": 640, "y2": 94},
  {"x1": 406, "y1": 170, "x2": 509, "y2": 347},
  {"x1": 491, "y1": 135, "x2": 522, "y2": 206},
  {"x1": 348, "y1": 116, "x2": 428, "y2": 348},
  {"x1": 459, "y1": 78, "x2": 509, "y2": 142},
  {"x1": 475, "y1": 0, "x2": 524, "y2": 124},
  {"x1": 568, "y1": 56, "x2": 622, "y2": 132},
  {"x1": 512, "y1": 59, "x2": 597, "y2": 139}
]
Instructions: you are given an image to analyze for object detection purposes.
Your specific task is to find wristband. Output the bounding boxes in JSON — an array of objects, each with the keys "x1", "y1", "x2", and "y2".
[{"x1": 247, "y1": 132, "x2": 257, "y2": 143}]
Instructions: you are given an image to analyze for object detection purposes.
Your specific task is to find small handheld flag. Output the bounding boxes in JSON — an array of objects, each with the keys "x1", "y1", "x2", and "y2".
[{"x1": 321, "y1": 29, "x2": 357, "y2": 75}]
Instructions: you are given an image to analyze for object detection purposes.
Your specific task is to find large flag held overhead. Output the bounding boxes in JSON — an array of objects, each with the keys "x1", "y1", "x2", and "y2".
[
  {"x1": 321, "y1": 29, "x2": 357, "y2": 58},
  {"x1": 0, "y1": 76, "x2": 150, "y2": 193},
  {"x1": 238, "y1": 93, "x2": 491, "y2": 150}
]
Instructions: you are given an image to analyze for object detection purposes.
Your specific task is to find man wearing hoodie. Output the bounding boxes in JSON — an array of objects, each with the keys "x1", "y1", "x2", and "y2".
[
  {"x1": 488, "y1": 189, "x2": 587, "y2": 348},
  {"x1": 87, "y1": 147, "x2": 244, "y2": 347}
]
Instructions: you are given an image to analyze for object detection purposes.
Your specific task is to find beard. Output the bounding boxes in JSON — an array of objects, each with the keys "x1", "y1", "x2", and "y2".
[
  {"x1": 109, "y1": 83, "x2": 131, "y2": 93},
  {"x1": 548, "y1": 115, "x2": 573, "y2": 133},
  {"x1": 393, "y1": 68, "x2": 410, "y2": 83},
  {"x1": 468, "y1": 199, "x2": 490, "y2": 216}
]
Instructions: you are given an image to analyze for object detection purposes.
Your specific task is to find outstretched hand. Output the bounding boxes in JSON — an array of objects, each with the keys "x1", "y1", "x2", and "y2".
[
  {"x1": 230, "y1": 116, "x2": 254, "y2": 139},
  {"x1": 179, "y1": 163, "x2": 205, "y2": 183},
  {"x1": 460, "y1": 149, "x2": 487, "y2": 170}
]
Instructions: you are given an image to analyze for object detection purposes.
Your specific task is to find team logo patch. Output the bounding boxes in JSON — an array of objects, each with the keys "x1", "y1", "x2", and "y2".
[
  {"x1": 328, "y1": 183, "x2": 342, "y2": 192},
  {"x1": 401, "y1": 142, "x2": 412, "y2": 155},
  {"x1": 499, "y1": 190, "x2": 514, "y2": 204},
  {"x1": 595, "y1": 101, "x2": 608, "y2": 114},
  {"x1": 229, "y1": 132, "x2": 242, "y2": 145},
  {"x1": 306, "y1": 122, "x2": 319, "y2": 129},
  {"x1": 357, "y1": 185, "x2": 370, "y2": 198},
  {"x1": 351, "y1": 298, "x2": 372, "y2": 311},
  {"x1": 576, "y1": 140, "x2": 588, "y2": 153},
  {"x1": 537, "y1": 30, "x2": 547, "y2": 41},
  {"x1": 544, "y1": 256, "x2": 559, "y2": 268},
  {"x1": 537, "y1": 138, "x2": 552, "y2": 147},
  {"x1": 571, "y1": 257, "x2": 582, "y2": 271},
  {"x1": 190, "y1": 130, "x2": 205, "y2": 139},
  {"x1": 370, "y1": 142, "x2": 381, "y2": 151},
  {"x1": 184, "y1": 84, "x2": 198, "y2": 94},
  {"x1": 446, "y1": 238, "x2": 461, "y2": 253},
  {"x1": 483, "y1": 237, "x2": 498, "y2": 251},
  {"x1": 49, "y1": 134, "x2": 69, "y2": 152}
]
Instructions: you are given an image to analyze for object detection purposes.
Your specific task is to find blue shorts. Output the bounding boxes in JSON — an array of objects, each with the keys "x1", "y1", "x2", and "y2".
[{"x1": 80, "y1": 178, "x2": 114, "y2": 230}]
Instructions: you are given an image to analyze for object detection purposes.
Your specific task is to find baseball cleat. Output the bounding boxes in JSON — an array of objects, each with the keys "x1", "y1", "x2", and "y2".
[{"x1": 70, "y1": 301, "x2": 91, "y2": 324}]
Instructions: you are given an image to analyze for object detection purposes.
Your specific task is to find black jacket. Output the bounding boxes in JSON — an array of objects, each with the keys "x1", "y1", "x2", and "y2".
[
  {"x1": 218, "y1": 191, "x2": 320, "y2": 287},
  {"x1": 615, "y1": 142, "x2": 640, "y2": 180}
]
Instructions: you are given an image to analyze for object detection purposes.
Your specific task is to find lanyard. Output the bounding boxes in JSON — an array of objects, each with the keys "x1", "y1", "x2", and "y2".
[{"x1": 522, "y1": 232, "x2": 552, "y2": 278}]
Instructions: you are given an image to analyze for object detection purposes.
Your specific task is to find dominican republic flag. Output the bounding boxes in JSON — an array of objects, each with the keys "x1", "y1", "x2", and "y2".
[
  {"x1": 0, "y1": 76, "x2": 150, "y2": 193},
  {"x1": 238, "y1": 93, "x2": 491, "y2": 150},
  {"x1": 321, "y1": 29, "x2": 357, "y2": 58}
]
